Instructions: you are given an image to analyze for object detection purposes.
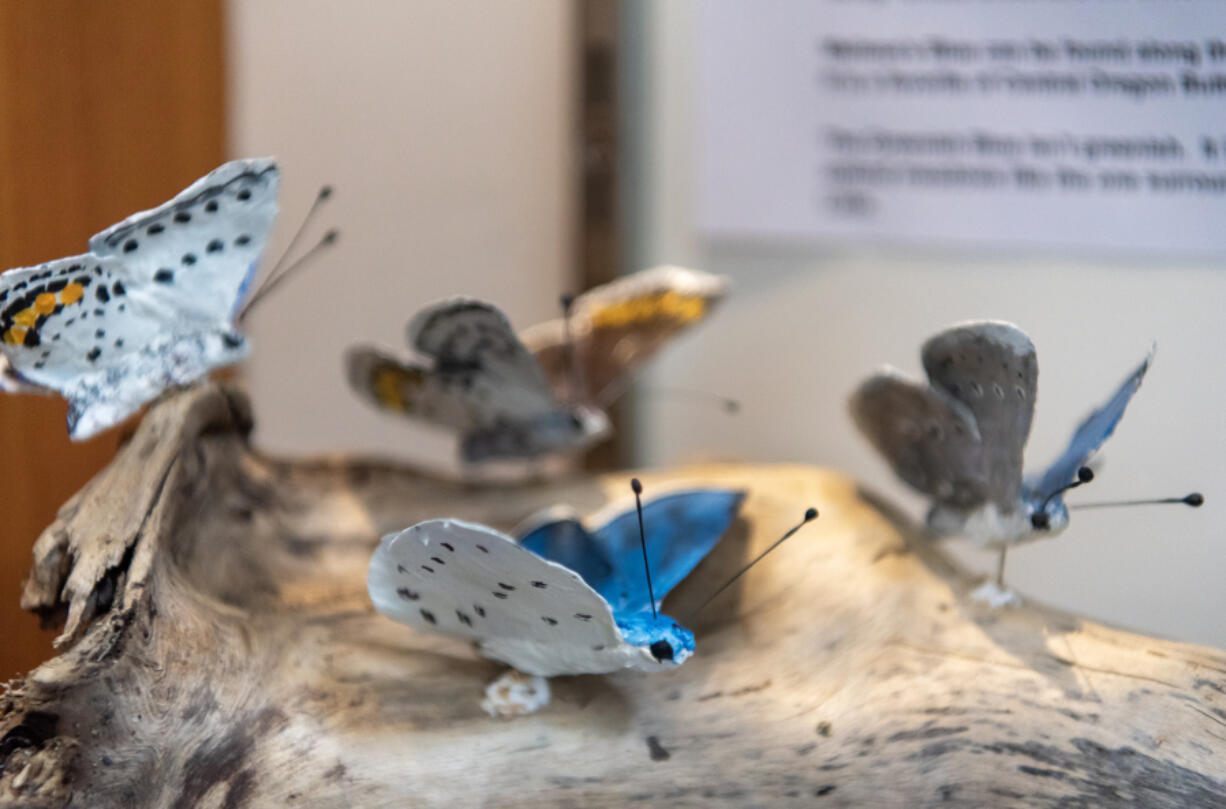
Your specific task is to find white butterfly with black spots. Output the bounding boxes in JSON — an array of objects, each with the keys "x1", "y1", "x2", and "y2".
[
  {"x1": 368, "y1": 485, "x2": 747, "y2": 716},
  {"x1": 346, "y1": 266, "x2": 728, "y2": 462},
  {"x1": 0, "y1": 158, "x2": 279, "y2": 440}
]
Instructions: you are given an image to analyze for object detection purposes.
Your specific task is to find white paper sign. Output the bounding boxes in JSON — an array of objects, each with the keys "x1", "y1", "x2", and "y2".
[{"x1": 697, "y1": 0, "x2": 1226, "y2": 255}]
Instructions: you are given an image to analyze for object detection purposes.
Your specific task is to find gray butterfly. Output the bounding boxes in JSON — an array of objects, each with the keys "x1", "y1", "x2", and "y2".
[
  {"x1": 347, "y1": 298, "x2": 612, "y2": 462},
  {"x1": 346, "y1": 266, "x2": 728, "y2": 463},
  {"x1": 850, "y1": 321, "x2": 1151, "y2": 604}
]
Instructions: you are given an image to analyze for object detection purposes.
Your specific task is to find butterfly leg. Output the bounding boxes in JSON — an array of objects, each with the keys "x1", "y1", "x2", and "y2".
[
  {"x1": 480, "y1": 669, "x2": 551, "y2": 718},
  {"x1": 969, "y1": 547, "x2": 1022, "y2": 607}
]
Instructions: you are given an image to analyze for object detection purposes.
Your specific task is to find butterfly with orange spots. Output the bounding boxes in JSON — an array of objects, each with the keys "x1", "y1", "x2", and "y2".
[
  {"x1": 345, "y1": 266, "x2": 728, "y2": 463},
  {"x1": 0, "y1": 158, "x2": 281, "y2": 439}
]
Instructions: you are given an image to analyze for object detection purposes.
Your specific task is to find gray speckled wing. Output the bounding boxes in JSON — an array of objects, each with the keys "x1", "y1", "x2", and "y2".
[
  {"x1": 921, "y1": 322, "x2": 1037, "y2": 513},
  {"x1": 849, "y1": 370, "x2": 989, "y2": 509}
]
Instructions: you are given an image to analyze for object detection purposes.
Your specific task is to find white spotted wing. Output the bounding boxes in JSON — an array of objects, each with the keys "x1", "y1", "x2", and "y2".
[
  {"x1": 369, "y1": 519, "x2": 656, "y2": 677},
  {"x1": 88, "y1": 158, "x2": 279, "y2": 322},
  {"x1": 0, "y1": 158, "x2": 280, "y2": 439}
]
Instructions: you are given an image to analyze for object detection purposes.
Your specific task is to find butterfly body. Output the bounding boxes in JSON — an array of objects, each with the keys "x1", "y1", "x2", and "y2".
[
  {"x1": 0, "y1": 158, "x2": 279, "y2": 439},
  {"x1": 347, "y1": 266, "x2": 728, "y2": 463},
  {"x1": 851, "y1": 321, "x2": 1150, "y2": 598},
  {"x1": 367, "y1": 487, "x2": 745, "y2": 684},
  {"x1": 460, "y1": 405, "x2": 611, "y2": 464}
]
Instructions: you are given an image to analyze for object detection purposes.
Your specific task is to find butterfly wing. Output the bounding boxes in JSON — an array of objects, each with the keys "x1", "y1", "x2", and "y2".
[
  {"x1": 849, "y1": 369, "x2": 991, "y2": 510},
  {"x1": 345, "y1": 346, "x2": 476, "y2": 431},
  {"x1": 0, "y1": 254, "x2": 246, "y2": 439},
  {"x1": 521, "y1": 266, "x2": 729, "y2": 405},
  {"x1": 579, "y1": 488, "x2": 746, "y2": 613},
  {"x1": 1030, "y1": 348, "x2": 1151, "y2": 499},
  {"x1": 408, "y1": 298, "x2": 565, "y2": 425},
  {"x1": 920, "y1": 321, "x2": 1037, "y2": 513},
  {"x1": 516, "y1": 506, "x2": 615, "y2": 590},
  {"x1": 368, "y1": 518, "x2": 634, "y2": 677},
  {"x1": 88, "y1": 158, "x2": 279, "y2": 323}
]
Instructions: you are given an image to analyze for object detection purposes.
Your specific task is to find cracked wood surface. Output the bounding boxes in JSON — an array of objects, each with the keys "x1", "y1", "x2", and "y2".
[{"x1": 1, "y1": 383, "x2": 1224, "y2": 808}]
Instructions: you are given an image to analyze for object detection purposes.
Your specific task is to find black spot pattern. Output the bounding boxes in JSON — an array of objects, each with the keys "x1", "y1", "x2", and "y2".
[
  {"x1": 531, "y1": 581, "x2": 547, "y2": 589},
  {"x1": 476, "y1": 545, "x2": 489, "y2": 553},
  {"x1": 174, "y1": 211, "x2": 191, "y2": 223},
  {"x1": 237, "y1": 189, "x2": 252, "y2": 201},
  {"x1": 396, "y1": 588, "x2": 419, "y2": 601},
  {"x1": 95, "y1": 286, "x2": 110, "y2": 303},
  {"x1": 205, "y1": 200, "x2": 219, "y2": 213},
  {"x1": 112, "y1": 281, "x2": 126, "y2": 296},
  {"x1": 235, "y1": 234, "x2": 251, "y2": 246},
  {"x1": 182, "y1": 253, "x2": 196, "y2": 266},
  {"x1": 421, "y1": 565, "x2": 434, "y2": 573},
  {"x1": 441, "y1": 543, "x2": 455, "y2": 552},
  {"x1": 430, "y1": 556, "x2": 445, "y2": 565},
  {"x1": 456, "y1": 611, "x2": 473, "y2": 627},
  {"x1": 86, "y1": 347, "x2": 101, "y2": 362},
  {"x1": 147, "y1": 223, "x2": 164, "y2": 235},
  {"x1": 474, "y1": 605, "x2": 485, "y2": 617},
  {"x1": 575, "y1": 613, "x2": 591, "y2": 621},
  {"x1": 420, "y1": 609, "x2": 436, "y2": 624},
  {"x1": 95, "y1": 329, "x2": 105, "y2": 339},
  {"x1": 154, "y1": 269, "x2": 174, "y2": 284},
  {"x1": 493, "y1": 592, "x2": 508, "y2": 600},
  {"x1": 207, "y1": 239, "x2": 224, "y2": 253},
  {"x1": 123, "y1": 239, "x2": 138, "y2": 253},
  {"x1": 498, "y1": 583, "x2": 515, "y2": 591},
  {"x1": 397, "y1": 564, "x2": 408, "y2": 574},
  {"x1": 541, "y1": 617, "x2": 558, "y2": 626}
]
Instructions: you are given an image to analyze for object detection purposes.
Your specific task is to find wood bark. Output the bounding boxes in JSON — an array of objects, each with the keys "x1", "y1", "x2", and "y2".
[{"x1": 2, "y1": 383, "x2": 1224, "y2": 808}]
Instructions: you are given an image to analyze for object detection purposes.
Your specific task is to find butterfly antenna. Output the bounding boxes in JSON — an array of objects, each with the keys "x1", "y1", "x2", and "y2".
[
  {"x1": 1071, "y1": 492, "x2": 1204, "y2": 511},
  {"x1": 685, "y1": 507, "x2": 818, "y2": 622},
  {"x1": 631, "y1": 478, "x2": 658, "y2": 620},
  {"x1": 239, "y1": 185, "x2": 336, "y2": 320},
  {"x1": 644, "y1": 386, "x2": 741, "y2": 415},
  {"x1": 559, "y1": 293, "x2": 585, "y2": 403},
  {"x1": 1032, "y1": 467, "x2": 1094, "y2": 528}
]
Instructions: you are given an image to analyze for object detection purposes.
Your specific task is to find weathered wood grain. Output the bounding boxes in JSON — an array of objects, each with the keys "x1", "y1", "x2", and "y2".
[{"x1": 2, "y1": 383, "x2": 1224, "y2": 808}]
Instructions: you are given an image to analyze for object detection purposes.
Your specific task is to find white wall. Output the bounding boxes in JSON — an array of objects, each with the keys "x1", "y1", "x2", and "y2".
[
  {"x1": 227, "y1": 0, "x2": 576, "y2": 472},
  {"x1": 624, "y1": 1, "x2": 1226, "y2": 647}
]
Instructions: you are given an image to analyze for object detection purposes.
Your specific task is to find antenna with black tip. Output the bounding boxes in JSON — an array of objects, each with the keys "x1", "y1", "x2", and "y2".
[
  {"x1": 559, "y1": 292, "x2": 585, "y2": 403},
  {"x1": 1072, "y1": 492, "x2": 1204, "y2": 511},
  {"x1": 685, "y1": 507, "x2": 819, "y2": 621},
  {"x1": 1031, "y1": 467, "x2": 1094, "y2": 529},
  {"x1": 643, "y1": 386, "x2": 740, "y2": 414},
  {"x1": 239, "y1": 185, "x2": 338, "y2": 322},
  {"x1": 631, "y1": 478, "x2": 657, "y2": 619}
]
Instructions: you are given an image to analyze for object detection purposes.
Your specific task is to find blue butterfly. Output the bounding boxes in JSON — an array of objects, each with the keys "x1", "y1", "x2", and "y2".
[
  {"x1": 851, "y1": 321, "x2": 1162, "y2": 604},
  {"x1": 369, "y1": 483, "x2": 821, "y2": 715}
]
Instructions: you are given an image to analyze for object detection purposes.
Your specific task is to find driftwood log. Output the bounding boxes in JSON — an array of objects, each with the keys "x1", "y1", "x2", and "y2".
[{"x1": 2, "y1": 383, "x2": 1225, "y2": 808}]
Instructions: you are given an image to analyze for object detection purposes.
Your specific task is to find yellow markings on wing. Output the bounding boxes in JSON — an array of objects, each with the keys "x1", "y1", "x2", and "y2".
[
  {"x1": 2, "y1": 281, "x2": 88, "y2": 347},
  {"x1": 60, "y1": 282, "x2": 84, "y2": 305},
  {"x1": 588, "y1": 292, "x2": 707, "y2": 330},
  {"x1": 373, "y1": 365, "x2": 424, "y2": 413}
]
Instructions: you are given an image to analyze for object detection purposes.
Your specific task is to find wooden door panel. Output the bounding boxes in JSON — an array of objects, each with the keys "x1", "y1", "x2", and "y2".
[{"x1": 0, "y1": 0, "x2": 224, "y2": 679}]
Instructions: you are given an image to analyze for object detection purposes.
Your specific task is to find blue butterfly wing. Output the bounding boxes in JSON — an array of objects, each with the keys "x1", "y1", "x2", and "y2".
[
  {"x1": 1031, "y1": 349, "x2": 1151, "y2": 498},
  {"x1": 518, "y1": 515, "x2": 615, "y2": 592},
  {"x1": 591, "y1": 488, "x2": 746, "y2": 613}
]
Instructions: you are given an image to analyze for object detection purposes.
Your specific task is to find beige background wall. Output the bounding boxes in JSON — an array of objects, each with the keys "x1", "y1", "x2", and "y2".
[
  {"x1": 624, "y1": 1, "x2": 1226, "y2": 647},
  {"x1": 227, "y1": 0, "x2": 576, "y2": 472}
]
